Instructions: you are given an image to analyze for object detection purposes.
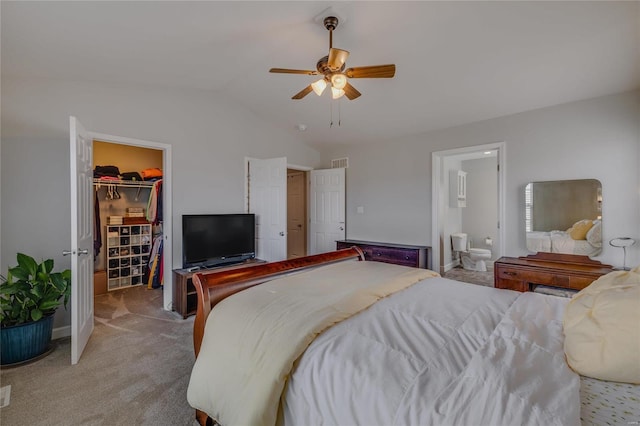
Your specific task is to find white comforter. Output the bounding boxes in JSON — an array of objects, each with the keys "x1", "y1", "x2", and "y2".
[
  {"x1": 526, "y1": 231, "x2": 598, "y2": 256},
  {"x1": 283, "y1": 277, "x2": 581, "y2": 426}
]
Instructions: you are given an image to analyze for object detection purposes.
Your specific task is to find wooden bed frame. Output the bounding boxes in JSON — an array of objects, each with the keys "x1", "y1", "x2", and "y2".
[{"x1": 190, "y1": 247, "x2": 365, "y2": 426}]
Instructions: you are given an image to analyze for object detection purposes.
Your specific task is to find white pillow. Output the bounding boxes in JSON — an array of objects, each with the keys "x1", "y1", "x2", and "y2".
[
  {"x1": 585, "y1": 220, "x2": 602, "y2": 247},
  {"x1": 563, "y1": 265, "x2": 640, "y2": 384}
]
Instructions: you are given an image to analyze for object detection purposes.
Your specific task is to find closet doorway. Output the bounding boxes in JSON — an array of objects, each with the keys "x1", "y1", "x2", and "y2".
[
  {"x1": 70, "y1": 117, "x2": 172, "y2": 364},
  {"x1": 93, "y1": 141, "x2": 165, "y2": 297},
  {"x1": 89, "y1": 132, "x2": 173, "y2": 311}
]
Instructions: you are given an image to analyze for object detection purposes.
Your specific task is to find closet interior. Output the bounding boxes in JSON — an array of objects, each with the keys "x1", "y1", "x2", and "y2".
[{"x1": 93, "y1": 141, "x2": 164, "y2": 296}]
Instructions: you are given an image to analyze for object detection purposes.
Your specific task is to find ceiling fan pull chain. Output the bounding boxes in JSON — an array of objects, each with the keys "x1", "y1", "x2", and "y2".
[
  {"x1": 330, "y1": 101, "x2": 333, "y2": 128},
  {"x1": 338, "y1": 99, "x2": 341, "y2": 127}
]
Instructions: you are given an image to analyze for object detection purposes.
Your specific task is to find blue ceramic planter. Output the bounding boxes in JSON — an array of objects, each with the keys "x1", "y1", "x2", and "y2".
[{"x1": 1, "y1": 315, "x2": 54, "y2": 365}]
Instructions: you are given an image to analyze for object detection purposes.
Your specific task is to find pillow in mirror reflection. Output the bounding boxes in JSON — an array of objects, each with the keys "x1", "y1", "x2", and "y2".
[
  {"x1": 567, "y1": 219, "x2": 594, "y2": 240},
  {"x1": 563, "y1": 265, "x2": 640, "y2": 384},
  {"x1": 586, "y1": 220, "x2": 602, "y2": 246}
]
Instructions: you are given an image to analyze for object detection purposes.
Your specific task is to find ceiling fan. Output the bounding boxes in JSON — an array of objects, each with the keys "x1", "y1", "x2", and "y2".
[{"x1": 269, "y1": 16, "x2": 396, "y2": 101}]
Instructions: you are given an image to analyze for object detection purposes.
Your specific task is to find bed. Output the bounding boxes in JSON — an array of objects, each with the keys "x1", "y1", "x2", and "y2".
[
  {"x1": 186, "y1": 247, "x2": 638, "y2": 426},
  {"x1": 526, "y1": 219, "x2": 602, "y2": 256},
  {"x1": 526, "y1": 230, "x2": 600, "y2": 256}
]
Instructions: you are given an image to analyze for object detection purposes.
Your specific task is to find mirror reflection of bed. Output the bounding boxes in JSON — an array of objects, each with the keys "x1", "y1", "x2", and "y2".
[{"x1": 525, "y1": 179, "x2": 602, "y2": 257}]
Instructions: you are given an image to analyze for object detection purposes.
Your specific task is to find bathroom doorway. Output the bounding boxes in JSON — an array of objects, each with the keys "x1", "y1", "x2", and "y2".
[{"x1": 431, "y1": 143, "x2": 505, "y2": 278}]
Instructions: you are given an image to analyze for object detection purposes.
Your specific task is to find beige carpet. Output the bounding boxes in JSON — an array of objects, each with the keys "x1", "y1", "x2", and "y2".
[{"x1": 0, "y1": 286, "x2": 198, "y2": 426}]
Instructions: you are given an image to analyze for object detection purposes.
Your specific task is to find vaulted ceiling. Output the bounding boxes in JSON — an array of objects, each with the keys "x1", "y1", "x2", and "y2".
[{"x1": 3, "y1": 1, "x2": 639, "y2": 147}]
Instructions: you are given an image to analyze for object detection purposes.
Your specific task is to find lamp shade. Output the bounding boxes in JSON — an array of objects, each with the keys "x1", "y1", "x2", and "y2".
[
  {"x1": 331, "y1": 73, "x2": 347, "y2": 90},
  {"x1": 331, "y1": 87, "x2": 345, "y2": 99},
  {"x1": 311, "y1": 79, "x2": 327, "y2": 96}
]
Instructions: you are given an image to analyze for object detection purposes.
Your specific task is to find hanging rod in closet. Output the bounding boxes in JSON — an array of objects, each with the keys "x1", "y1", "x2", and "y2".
[{"x1": 93, "y1": 178, "x2": 155, "y2": 188}]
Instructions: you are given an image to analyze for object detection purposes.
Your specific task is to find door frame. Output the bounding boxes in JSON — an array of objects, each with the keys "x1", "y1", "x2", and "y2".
[
  {"x1": 244, "y1": 159, "x2": 314, "y2": 254},
  {"x1": 90, "y1": 131, "x2": 173, "y2": 311},
  {"x1": 431, "y1": 142, "x2": 505, "y2": 274}
]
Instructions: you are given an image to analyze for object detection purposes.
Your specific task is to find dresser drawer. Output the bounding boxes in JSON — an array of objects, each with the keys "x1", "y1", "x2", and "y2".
[
  {"x1": 497, "y1": 268, "x2": 554, "y2": 285},
  {"x1": 370, "y1": 247, "x2": 418, "y2": 265},
  {"x1": 551, "y1": 274, "x2": 570, "y2": 287},
  {"x1": 569, "y1": 275, "x2": 596, "y2": 290},
  {"x1": 495, "y1": 278, "x2": 527, "y2": 292}
]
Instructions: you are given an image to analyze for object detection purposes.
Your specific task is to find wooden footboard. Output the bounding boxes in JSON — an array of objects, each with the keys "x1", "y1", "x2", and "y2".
[
  {"x1": 191, "y1": 247, "x2": 365, "y2": 357},
  {"x1": 190, "y1": 247, "x2": 365, "y2": 425}
]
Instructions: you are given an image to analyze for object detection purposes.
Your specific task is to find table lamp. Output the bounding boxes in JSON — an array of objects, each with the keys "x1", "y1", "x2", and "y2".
[{"x1": 609, "y1": 237, "x2": 636, "y2": 270}]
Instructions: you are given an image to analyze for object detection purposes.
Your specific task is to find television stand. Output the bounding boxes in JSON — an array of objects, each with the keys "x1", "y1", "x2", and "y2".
[{"x1": 172, "y1": 258, "x2": 266, "y2": 318}]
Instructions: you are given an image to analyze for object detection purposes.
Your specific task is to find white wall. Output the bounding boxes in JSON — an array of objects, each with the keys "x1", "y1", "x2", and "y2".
[
  {"x1": 1, "y1": 77, "x2": 321, "y2": 328},
  {"x1": 321, "y1": 91, "x2": 640, "y2": 268}
]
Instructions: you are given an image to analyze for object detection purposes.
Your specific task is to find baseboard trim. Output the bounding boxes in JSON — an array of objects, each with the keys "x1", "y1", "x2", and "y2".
[
  {"x1": 443, "y1": 260, "x2": 458, "y2": 273},
  {"x1": 52, "y1": 325, "x2": 71, "y2": 340}
]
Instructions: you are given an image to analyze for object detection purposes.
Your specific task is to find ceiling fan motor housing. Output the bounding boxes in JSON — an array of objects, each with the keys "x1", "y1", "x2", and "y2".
[{"x1": 317, "y1": 55, "x2": 345, "y2": 75}]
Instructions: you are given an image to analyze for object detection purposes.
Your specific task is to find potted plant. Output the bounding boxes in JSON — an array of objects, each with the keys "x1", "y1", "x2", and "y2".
[{"x1": 0, "y1": 253, "x2": 71, "y2": 365}]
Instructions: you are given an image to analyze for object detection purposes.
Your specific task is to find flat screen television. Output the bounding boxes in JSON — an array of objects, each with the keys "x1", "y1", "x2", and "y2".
[{"x1": 182, "y1": 214, "x2": 255, "y2": 269}]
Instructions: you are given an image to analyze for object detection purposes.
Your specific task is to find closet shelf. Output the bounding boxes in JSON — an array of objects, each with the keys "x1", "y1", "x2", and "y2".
[{"x1": 93, "y1": 178, "x2": 155, "y2": 188}]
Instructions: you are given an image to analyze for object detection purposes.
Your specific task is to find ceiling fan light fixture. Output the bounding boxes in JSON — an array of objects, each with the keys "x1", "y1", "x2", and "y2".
[
  {"x1": 331, "y1": 73, "x2": 347, "y2": 90},
  {"x1": 311, "y1": 78, "x2": 327, "y2": 96},
  {"x1": 331, "y1": 87, "x2": 345, "y2": 100}
]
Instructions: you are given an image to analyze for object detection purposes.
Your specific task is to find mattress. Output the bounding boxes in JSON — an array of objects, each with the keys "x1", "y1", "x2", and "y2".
[{"x1": 581, "y1": 375, "x2": 640, "y2": 425}]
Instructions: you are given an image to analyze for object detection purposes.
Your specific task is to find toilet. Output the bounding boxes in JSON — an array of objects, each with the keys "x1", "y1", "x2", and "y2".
[{"x1": 451, "y1": 233, "x2": 492, "y2": 272}]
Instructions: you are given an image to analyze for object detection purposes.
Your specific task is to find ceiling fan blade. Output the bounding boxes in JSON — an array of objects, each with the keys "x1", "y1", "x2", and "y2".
[
  {"x1": 327, "y1": 48, "x2": 350, "y2": 70},
  {"x1": 345, "y1": 64, "x2": 396, "y2": 79},
  {"x1": 270, "y1": 68, "x2": 318, "y2": 75},
  {"x1": 292, "y1": 85, "x2": 313, "y2": 100},
  {"x1": 343, "y1": 82, "x2": 361, "y2": 100}
]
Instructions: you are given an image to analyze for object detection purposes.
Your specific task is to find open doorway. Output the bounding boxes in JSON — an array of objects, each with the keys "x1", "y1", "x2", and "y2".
[
  {"x1": 70, "y1": 117, "x2": 173, "y2": 364},
  {"x1": 93, "y1": 141, "x2": 165, "y2": 298},
  {"x1": 432, "y1": 142, "x2": 505, "y2": 283},
  {"x1": 287, "y1": 169, "x2": 307, "y2": 259}
]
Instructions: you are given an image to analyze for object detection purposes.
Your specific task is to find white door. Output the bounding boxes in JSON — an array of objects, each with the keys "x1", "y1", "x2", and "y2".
[
  {"x1": 309, "y1": 168, "x2": 346, "y2": 254},
  {"x1": 68, "y1": 116, "x2": 94, "y2": 364},
  {"x1": 247, "y1": 157, "x2": 287, "y2": 262}
]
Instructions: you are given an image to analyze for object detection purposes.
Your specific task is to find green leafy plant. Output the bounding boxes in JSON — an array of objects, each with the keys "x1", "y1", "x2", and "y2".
[{"x1": 0, "y1": 253, "x2": 71, "y2": 327}]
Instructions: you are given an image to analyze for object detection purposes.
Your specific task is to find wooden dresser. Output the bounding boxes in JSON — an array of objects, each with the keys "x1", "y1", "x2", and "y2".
[
  {"x1": 336, "y1": 240, "x2": 431, "y2": 269},
  {"x1": 494, "y1": 252, "x2": 613, "y2": 292}
]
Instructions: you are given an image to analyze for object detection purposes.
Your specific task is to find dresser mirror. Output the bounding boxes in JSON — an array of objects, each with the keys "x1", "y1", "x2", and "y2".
[{"x1": 525, "y1": 179, "x2": 602, "y2": 257}]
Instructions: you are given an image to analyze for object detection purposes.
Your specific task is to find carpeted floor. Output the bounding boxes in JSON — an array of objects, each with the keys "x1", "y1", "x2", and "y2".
[{"x1": 0, "y1": 286, "x2": 198, "y2": 426}]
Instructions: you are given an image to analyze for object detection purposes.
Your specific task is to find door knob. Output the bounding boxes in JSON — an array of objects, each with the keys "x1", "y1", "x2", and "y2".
[
  {"x1": 78, "y1": 249, "x2": 90, "y2": 256},
  {"x1": 62, "y1": 250, "x2": 74, "y2": 256},
  {"x1": 279, "y1": 231, "x2": 285, "y2": 236},
  {"x1": 339, "y1": 227, "x2": 344, "y2": 231}
]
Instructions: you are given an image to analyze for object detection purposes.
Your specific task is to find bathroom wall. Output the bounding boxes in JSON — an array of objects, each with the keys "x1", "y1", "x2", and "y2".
[
  {"x1": 461, "y1": 156, "x2": 499, "y2": 260},
  {"x1": 443, "y1": 157, "x2": 463, "y2": 270}
]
